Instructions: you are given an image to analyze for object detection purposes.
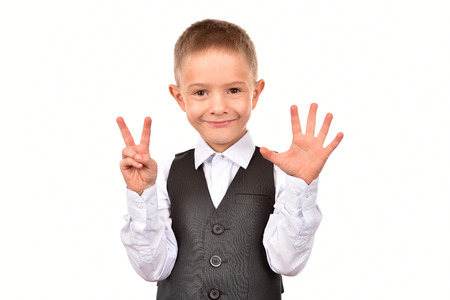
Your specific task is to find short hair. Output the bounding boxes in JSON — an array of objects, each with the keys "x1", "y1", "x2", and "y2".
[{"x1": 173, "y1": 19, "x2": 258, "y2": 85}]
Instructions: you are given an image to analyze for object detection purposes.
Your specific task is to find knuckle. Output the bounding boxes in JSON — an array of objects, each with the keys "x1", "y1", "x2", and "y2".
[
  {"x1": 121, "y1": 158, "x2": 132, "y2": 166},
  {"x1": 119, "y1": 159, "x2": 127, "y2": 169},
  {"x1": 122, "y1": 147, "x2": 135, "y2": 157}
]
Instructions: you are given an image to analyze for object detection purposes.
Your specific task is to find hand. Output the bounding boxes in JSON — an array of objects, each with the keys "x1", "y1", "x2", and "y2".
[
  {"x1": 260, "y1": 103, "x2": 343, "y2": 184},
  {"x1": 117, "y1": 116, "x2": 158, "y2": 195}
]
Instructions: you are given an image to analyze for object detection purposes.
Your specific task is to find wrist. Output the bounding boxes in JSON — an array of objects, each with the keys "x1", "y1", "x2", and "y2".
[
  {"x1": 292, "y1": 174, "x2": 315, "y2": 185},
  {"x1": 128, "y1": 182, "x2": 155, "y2": 196}
]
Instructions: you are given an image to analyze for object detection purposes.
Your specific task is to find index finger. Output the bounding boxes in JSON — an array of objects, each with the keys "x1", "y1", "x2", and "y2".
[
  {"x1": 290, "y1": 105, "x2": 302, "y2": 135},
  {"x1": 306, "y1": 103, "x2": 318, "y2": 136},
  {"x1": 140, "y1": 117, "x2": 152, "y2": 148},
  {"x1": 116, "y1": 117, "x2": 136, "y2": 147}
]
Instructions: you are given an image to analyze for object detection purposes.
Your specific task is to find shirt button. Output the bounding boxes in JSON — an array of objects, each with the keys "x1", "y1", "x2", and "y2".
[
  {"x1": 212, "y1": 224, "x2": 225, "y2": 235},
  {"x1": 306, "y1": 192, "x2": 312, "y2": 198},
  {"x1": 292, "y1": 190, "x2": 300, "y2": 196},
  {"x1": 209, "y1": 288, "x2": 221, "y2": 299},
  {"x1": 210, "y1": 255, "x2": 222, "y2": 268},
  {"x1": 137, "y1": 203, "x2": 144, "y2": 209}
]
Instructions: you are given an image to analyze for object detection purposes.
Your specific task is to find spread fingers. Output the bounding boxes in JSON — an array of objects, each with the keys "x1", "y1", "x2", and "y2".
[{"x1": 117, "y1": 117, "x2": 136, "y2": 147}]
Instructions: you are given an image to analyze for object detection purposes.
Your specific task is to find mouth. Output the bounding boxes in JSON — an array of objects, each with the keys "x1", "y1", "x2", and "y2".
[{"x1": 205, "y1": 119, "x2": 236, "y2": 127}]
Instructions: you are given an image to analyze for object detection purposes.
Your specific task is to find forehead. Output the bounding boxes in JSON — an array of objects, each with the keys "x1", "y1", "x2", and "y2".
[{"x1": 178, "y1": 49, "x2": 254, "y2": 86}]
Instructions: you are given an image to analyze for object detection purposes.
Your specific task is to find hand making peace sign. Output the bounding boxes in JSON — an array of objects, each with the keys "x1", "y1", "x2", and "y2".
[
  {"x1": 117, "y1": 116, "x2": 158, "y2": 195},
  {"x1": 260, "y1": 103, "x2": 344, "y2": 184}
]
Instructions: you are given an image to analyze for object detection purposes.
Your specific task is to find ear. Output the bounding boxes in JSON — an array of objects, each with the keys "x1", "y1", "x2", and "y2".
[
  {"x1": 169, "y1": 84, "x2": 186, "y2": 112},
  {"x1": 251, "y1": 79, "x2": 265, "y2": 110}
]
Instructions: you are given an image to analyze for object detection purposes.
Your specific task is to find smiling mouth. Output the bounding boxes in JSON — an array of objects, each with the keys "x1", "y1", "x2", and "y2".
[{"x1": 206, "y1": 119, "x2": 236, "y2": 127}]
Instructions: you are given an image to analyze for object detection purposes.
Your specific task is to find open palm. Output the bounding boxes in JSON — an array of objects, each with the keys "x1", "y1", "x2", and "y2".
[{"x1": 260, "y1": 104, "x2": 343, "y2": 184}]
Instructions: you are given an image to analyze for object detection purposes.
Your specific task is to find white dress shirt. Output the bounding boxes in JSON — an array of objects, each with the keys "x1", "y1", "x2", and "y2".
[{"x1": 121, "y1": 132, "x2": 322, "y2": 281}]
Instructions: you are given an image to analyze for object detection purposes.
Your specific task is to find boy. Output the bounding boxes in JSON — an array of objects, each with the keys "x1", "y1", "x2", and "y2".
[{"x1": 117, "y1": 19, "x2": 343, "y2": 299}]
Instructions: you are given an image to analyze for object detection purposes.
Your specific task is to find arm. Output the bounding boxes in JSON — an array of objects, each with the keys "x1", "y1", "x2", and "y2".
[
  {"x1": 261, "y1": 104, "x2": 343, "y2": 275},
  {"x1": 117, "y1": 117, "x2": 177, "y2": 281},
  {"x1": 263, "y1": 168, "x2": 321, "y2": 275},
  {"x1": 120, "y1": 166, "x2": 178, "y2": 281}
]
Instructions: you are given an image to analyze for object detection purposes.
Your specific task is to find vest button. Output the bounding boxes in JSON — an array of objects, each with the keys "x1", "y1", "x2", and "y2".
[
  {"x1": 210, "y1": 255, "x2": 222, "y2": 267},
  {"x1": 212, "y1": 224, "x2": 225, "y2": 235},
  {"x1": 209, "y1": 288, "x2": 221, "y2": 299}
]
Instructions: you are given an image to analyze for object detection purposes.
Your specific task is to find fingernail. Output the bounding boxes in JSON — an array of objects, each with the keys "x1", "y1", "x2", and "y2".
[{"x1": 135, "y1": 155, "x2": 142, "y2": 160}]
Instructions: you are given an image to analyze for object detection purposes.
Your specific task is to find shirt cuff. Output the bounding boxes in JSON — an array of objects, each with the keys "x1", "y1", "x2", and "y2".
[
  {"x1": 283, "y1": 176, "x2": 319, "y2": 217},
  {"x1": 126, "y1": 185, "x2": 158, "y2": 222}
]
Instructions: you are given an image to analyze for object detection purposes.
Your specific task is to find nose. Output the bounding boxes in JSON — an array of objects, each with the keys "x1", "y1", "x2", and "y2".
[{"x1": 209, "y1": 94, "x2": 228, "y2": 115}]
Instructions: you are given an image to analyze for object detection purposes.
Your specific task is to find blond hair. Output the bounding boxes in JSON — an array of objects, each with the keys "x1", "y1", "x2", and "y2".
[{"x1": 173, "y1": 19, "x2": 258, "y2": 85}]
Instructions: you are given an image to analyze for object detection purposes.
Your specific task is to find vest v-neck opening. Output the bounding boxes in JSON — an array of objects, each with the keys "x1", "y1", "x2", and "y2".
[{"x1": 200, "y1": 165, "x2": 245, "y2": 212}]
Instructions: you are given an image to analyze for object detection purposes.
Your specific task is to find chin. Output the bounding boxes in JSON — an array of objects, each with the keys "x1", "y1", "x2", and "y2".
[{"x1": 208, "y1": 138, "x2": 232, "y2": 146}]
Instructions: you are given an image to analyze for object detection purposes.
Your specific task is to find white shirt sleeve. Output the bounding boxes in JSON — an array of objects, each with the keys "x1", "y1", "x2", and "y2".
[
  {"x1": 263, "y1": 165, "x2": 322, "y2": 276},
  {"x1": 120, "y1": 160, "x2": 178, "y2": 282},
  {"x1": 121, "y1": 151, "x2": 321, "y2": 279}
]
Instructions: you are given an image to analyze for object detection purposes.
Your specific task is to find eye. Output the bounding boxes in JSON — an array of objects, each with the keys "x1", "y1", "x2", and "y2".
[
  {"x1": 228, "y1": 88, "x2": 241, "y2": 94},
  {"x1": 193, "y1": 90, "x2": 207, "y2": 96}
]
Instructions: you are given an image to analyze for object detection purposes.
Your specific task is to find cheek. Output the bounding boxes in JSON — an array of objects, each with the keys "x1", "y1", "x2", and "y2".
[
  {"x1": 235, "y1": 99, "x2": 253, "y2": 116},
  {"x1": 184, "y1": 101, "x2": 204, "y2": 120}
]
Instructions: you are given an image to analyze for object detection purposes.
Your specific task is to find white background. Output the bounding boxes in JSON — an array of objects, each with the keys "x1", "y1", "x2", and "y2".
[{"x1": 1, "y1": 0, "x2": 449, "y2": 299}]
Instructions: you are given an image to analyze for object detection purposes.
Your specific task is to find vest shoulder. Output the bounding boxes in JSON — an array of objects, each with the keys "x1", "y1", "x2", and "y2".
[{"x1": 173, "y1": 149, "x2": 195, "y2": 159}]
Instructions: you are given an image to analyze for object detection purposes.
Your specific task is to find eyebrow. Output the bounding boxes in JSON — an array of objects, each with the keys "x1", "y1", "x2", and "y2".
[
  {"x1": 224, "y1": 81, "x2": 248, "y2": 87},
  {"x1": 186, "y1": 81, "x2": 248, "y2": 89},
  {"x1": 186, "y1": 83, "x2": 209, "y2": 90}
]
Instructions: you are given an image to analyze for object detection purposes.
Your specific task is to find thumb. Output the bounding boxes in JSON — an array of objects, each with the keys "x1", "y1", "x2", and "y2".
[{"x1": 260, "y1": 147, "x2": 279, "y2": 165}]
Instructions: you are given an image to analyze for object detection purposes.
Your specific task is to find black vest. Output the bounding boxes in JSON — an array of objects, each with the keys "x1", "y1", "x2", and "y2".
[{"x1": 157, "y1": 147, "x2": 283, "y2": 300}]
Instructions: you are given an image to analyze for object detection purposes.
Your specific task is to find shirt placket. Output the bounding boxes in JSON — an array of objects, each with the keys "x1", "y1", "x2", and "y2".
[{"x1": 210, "y1": 154, "x2": 228, "y2": 207}]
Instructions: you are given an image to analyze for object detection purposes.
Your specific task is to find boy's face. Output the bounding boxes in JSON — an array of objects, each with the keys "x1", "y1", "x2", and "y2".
[{"x1": 169, "y1": 49, "x2": 265, "y2": 153}]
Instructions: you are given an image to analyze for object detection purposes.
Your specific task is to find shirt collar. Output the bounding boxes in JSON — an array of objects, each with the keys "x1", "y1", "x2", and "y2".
[{"x1": 194, "y1": 131, "x2": 256, "y2": 169}]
